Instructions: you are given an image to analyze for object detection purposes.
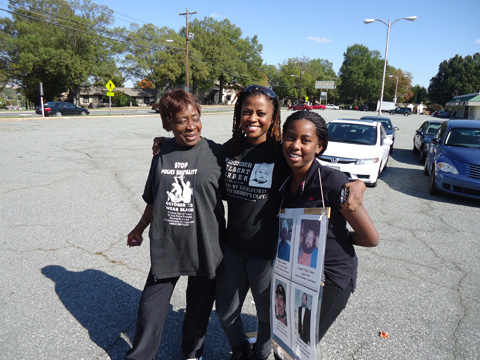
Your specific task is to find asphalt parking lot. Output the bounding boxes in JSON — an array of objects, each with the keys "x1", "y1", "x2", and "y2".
[{"x1": 0, "y1": 109, "x2": 479, "y2": 359}]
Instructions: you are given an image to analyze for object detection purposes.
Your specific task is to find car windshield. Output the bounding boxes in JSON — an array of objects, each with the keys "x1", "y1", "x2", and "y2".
[
  {"x1": 377, "y1": 120, "x2": 392, "y2": 130},
  {"x1": 426, "y1": 124, "x2": 441, "y2": 135},
  {"x1": 445, "y1": 128, "x2": 480, "y2": 148},
  {"x1": 328, "y1": 123, "x2": 377, "y2": 145}
]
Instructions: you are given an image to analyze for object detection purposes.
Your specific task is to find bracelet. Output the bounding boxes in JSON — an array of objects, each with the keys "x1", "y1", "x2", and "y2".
[{"x1": 141, "y1": 215, "x2": 149, "y2": 226}]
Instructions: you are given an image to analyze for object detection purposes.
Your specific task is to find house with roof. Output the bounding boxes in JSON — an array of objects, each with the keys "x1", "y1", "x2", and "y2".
[
  {"x1": 446, "y1": 92, "x2": 480, "y2": 120},
  {"x1": 79, "y1": 86, "x2": 157, "y2": 108}
]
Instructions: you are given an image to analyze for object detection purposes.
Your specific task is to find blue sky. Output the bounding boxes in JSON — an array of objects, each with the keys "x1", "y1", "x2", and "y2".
[{"x1": 72, "y1": 0, "x2": 480, "y2": 88}]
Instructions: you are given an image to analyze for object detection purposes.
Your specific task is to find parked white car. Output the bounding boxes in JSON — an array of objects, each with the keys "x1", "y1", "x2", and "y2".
[
  {"x1": 325, "y1": 104, "x2": 340, "y2": 110},
  {"x1": 319, "y1": 119, "x2": 392, "y2": 187}
]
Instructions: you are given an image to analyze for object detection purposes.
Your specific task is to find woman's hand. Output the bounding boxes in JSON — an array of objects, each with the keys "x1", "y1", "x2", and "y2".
[
  {"x1": 152, "y1": 137, "x2": 168, "y2": 155},
  {"x1": 127, "y1": 229, "x2": 143, "y2": 247},
  {"x1": 341, "y1": 180, "x2": 366, "y2": 212}
]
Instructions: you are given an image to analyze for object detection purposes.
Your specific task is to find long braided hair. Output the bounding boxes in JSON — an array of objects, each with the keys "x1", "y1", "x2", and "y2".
[{"x1": 231, "y1": 86, "x2": 282, "y2": 157}]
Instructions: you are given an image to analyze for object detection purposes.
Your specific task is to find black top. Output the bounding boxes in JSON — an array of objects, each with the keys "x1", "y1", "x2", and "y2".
[
  {"x1": 223, "y1": 139, "x2": 289, "y2": 259},
  {"x1": 279, "y1": 159, "x2": 358, "y2": 291},
  {"x1": 143, "y1": 137, "x2": 225, "y2": 279}
]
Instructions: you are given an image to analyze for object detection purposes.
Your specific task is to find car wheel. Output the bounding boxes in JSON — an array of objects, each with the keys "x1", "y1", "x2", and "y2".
[
  {"x1": 55, "y1": 111, "x2": 63, "y2": 117},
  {"x1": 389, "y1": 145, "x2": 393, "y2": 154},
  {"x1": 429, "y1": 165, "x2": 440, "y2": 195},
  {"x1": 419, "y1": 147, "x2": 426, "y2": 163},
  {"x1": 81, "y1": 111, "x2": 87, "y2": 116},
  {"x1": 413, "y1": 142, "x2": 418, "y2": 154},
  {"x1": 404, "y1": 112, "x2": 409, "y2": 116}
]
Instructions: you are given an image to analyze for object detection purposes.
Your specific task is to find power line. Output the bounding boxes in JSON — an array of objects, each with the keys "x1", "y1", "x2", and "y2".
[{"x1": 0, "y1": 4, "x2": 258, "y2": 86}]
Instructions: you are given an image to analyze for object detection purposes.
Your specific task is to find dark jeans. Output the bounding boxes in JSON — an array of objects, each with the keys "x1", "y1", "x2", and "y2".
[
  {"x1": 318, "y1": 277, "x2": 353, "y2": 341},
  {"x1": 215, "y1": 245, "x2": 273, "y2": 359},
  {"x1": 126, "y1": 271, "x2": 216, "y2": 360}
]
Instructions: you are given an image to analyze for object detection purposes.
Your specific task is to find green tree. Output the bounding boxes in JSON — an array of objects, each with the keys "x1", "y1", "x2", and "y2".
[
  {"x1": 337, "y1": 44, "x2": 383, "y2": 106},
  {"x1": 410, "y1": 85, "x2": 428, "y2": 104},
  {"x1": 428, "y1": 53, "x2": 480, "y2": 105},
  {"x1": 122, "y1": 23, "x2": 183, "y2": 100},
  {"x1": 271, "y1": 57, "x2": 336, "y2": 104},
  {"x1": 188, "y1": 17, "x2": 265, "y2": 101},
  {"x1": 1, "y1": 0, "x2": 122, "y2": 104}
]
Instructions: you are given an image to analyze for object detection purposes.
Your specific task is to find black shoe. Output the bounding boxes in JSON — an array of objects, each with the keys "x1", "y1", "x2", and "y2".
[{"x1": 230, "y1": 341, "x2": 253, "y2": 360}]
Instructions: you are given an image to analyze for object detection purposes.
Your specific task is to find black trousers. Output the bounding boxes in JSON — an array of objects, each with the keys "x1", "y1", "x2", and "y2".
[
  {"x1": 318, "y1": 277, "x2": 353, "y2": 341},
  {"x1": 126, "y1": 271, "x2": 216, "y2": 360}
]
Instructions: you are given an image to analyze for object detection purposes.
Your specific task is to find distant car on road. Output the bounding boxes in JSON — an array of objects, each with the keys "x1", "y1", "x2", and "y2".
[
  {"x1": 151, "y1": 102, "x2": 160, "y2": 113},
  {"x1": 357, "y1": 104, "x2": 369, "y2": 111},
  {"x1": 437, "y1": 110, "x2": 449, "y2": 118},
  {"x1": 288, "y1": 103, "x2": 313, "y2": 111},
  {"x1": 319, "y1": 118, "x2": 392, "y2": 187},
  {"x1": 35, "y1": 102, "x2": 89, "y2": 117},
  {"x1": 390, "y1": 107, "x2": 412, "y2": 116},
  {"x1": 325, "y1": 104, "x2": 340, "y2": 110},
  {"x1": 424, "y1": 120, "x2": 480, "y2": 199},
  {"x1": 361, "y1": 116, "x2": 399, "y2": 154},
  {"x1": 312, "y1": 104, "x2": 326, "y2": 110},
  {"x1": 413, "y1": 120, "x2": 444, "y2": 162}
]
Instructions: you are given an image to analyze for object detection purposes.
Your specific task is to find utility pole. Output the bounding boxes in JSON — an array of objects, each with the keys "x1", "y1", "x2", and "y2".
[{"x1": 179, "y1": 8, "x2": 197, "y2": 92}]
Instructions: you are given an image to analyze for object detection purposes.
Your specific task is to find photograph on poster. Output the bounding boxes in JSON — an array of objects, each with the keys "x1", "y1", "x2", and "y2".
[
  {"x1": 292, "y1": 215, "x2": 327, "y2": 289},
  {"x1": 292, "y1": 286, "x2": 318, "y2": 360},
  {"x1": 298, "y1": 219, "x2": 320, "y2": 269},
  {"x1": 277, "y1": 218, "x2": 293, "y2": 262},
  {"x1": 272, "y1": 276, "x2": 291, "y2": 346}
]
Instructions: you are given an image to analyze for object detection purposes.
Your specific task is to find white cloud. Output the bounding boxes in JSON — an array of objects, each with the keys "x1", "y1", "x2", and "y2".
[
  {"x1": 307, "y1": 36, "x2": 332, "y2": 43},
  {"x1": 475, "y1": 39, "x2": 480, "y2": 44},
  {"x1": 210, "y1": 12, "x2": 222, "y2": 19}
]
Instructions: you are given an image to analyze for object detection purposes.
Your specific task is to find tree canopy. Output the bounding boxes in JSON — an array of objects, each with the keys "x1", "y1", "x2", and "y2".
[
  {"x1": 1, "y1": 0, "x2": 123, "y2": 104},
  {"x1": 428, "y1": 53, "x2": 480, "y2": 105}
]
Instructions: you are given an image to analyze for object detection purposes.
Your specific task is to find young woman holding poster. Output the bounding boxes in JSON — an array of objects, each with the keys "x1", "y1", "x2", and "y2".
[
  {"x1": 153, "y1": 87, "x2": 367, "y2": 360},
  {"x1": 279, "y1": 110, "x2": 379, "y2": 344}
]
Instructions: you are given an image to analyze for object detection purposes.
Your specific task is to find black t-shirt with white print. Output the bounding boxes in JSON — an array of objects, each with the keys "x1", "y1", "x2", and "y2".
[
  {"x1": 143, "y1": 137, "x2": 225, "y2": 280},
  {"x1": 223, "y1": 138, "x2": 289, "y2": 260}
]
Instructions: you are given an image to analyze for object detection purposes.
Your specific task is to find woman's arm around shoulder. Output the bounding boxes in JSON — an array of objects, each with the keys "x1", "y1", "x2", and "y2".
[{"x1": 340, "y1": 205, "x2": 379, "y2": 247}]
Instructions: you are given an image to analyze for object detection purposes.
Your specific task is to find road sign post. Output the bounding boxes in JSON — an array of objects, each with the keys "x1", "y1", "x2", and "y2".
[{"x1": 105, "y1": 80, "x2": 116, "y2": 114}]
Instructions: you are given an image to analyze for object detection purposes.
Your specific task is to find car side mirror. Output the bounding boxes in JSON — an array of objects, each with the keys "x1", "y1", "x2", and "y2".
[
  {"x1": 416, "y1": 130, "x2": 422, "y2": 135},
  {"x1": 384, "y1": 138, "x2": 393, "y2": 146},
  {"x1": 394, "y1": 127, "x2": 399, "y2": 131}
]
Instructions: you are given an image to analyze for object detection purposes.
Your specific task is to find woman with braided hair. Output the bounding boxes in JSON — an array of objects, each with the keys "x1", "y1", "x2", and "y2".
[
  {"x1": 215, "y1": 85, "x2": 287, "y2": 360},
  {"x1": 152, "y1": 87, "x2": 366, "y2": 360}
]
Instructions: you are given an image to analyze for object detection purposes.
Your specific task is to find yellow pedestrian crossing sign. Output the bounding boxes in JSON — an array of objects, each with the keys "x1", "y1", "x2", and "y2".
[{"x1": 106, "y1": 80, "x2": 115, "y2": 92}]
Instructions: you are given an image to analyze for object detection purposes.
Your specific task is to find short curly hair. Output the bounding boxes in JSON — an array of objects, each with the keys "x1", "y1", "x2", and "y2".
[{"x1": 158, "y1": 89, "x2": 201, "y2": 131}]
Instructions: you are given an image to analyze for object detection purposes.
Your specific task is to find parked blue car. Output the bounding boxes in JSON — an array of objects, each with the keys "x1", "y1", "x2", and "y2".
[
  {"x1": 413, "y1": 120, "x2": 444, "y2": 162},
  {"x1": 424, "y1": 120, "x2": 480, "y2": 200}
]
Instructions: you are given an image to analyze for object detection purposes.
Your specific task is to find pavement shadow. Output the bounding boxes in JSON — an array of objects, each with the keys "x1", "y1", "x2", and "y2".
[
  {"x1": 41, "y1": 265, "x2": 256, "y2": 359},
  {"x1": 42, "y1": 265, "x2": 141, "y2": 359}
]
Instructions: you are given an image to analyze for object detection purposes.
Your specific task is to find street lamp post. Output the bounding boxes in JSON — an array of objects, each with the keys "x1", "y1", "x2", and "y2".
[
  {"x1": 364, "y1": 16, "x2": 417, "y2": 116},
  {"x1": 389, "y1": 74, "x2": 400, "y2": 105},
  {"x1": 291, "y1": 65, "x2": 305, "y2": 103}
]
